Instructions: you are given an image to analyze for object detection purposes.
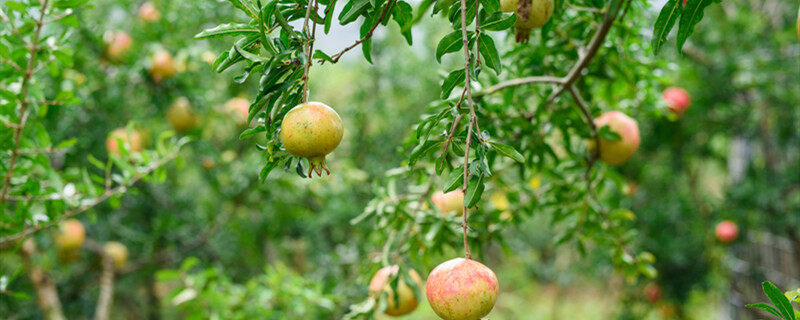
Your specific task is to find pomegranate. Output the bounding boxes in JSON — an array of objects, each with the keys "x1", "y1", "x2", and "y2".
[
  {"x1": 55, "y1": 219, "x2": 85, "y2": 250},
  {"x1": 138, "y1": 2, "x2": 161, "y2": 22},
  {"x1": 167, "y1": 97, "x2": 198, "y2": 132},
  {"x1": 102, "y1": 241, "x2": 129, "y2": 270},
  {"x1": 369, "y1": 265, "x2": 423, "y2": 316},
  {"x1": 104, "y1": 31, "x2": 132, "y2": 61},
  {"x1": 431, "y1": 190, "x2": 465, "y2": 216},
  {"x1": 106, "y1": 128, "x2": 143, "y2": 156},
  {"x1": 591, "y1": 111, "x2": 640, "y2": 165},
  {"x1": 644, "y1": 283, "x2": 661, "y2": 304},
  {"x1": 501, "y1": 0, "x2": 554, "y2": 43},
  {"x1": 426, "y1": 258, "x2": 498, "y2": 320},
  {"x1": 715, "y1": 220, "x2": 738, "y2": 243},
  {"x1": 279, "y1": 102, "x2": 343, "y2": 177},
  {"x1": 150, "y1": 49, "x2": 176, "y2": 83},
  {"x1": 662, "y1": 87, "x2": 690, "y2": 115},
  {"x1": 224, "y1": 97, "x2": 250, "y2": 126}
]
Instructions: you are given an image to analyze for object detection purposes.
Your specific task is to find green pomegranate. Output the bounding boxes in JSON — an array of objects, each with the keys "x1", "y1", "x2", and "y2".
[
  {"x1": 501, "y1": 0, "x2": 554, "y2": 43},
  {"x1": 280, "y1": 102, "x2": 343, "y2": 177}
]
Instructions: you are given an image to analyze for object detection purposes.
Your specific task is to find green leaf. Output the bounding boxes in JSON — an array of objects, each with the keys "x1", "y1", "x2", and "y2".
[
  {"x1": 234, "y1": 42, "x2": 269, "y2": 62},
  {"x1": 477, "y1": 34, "x2": 501, "y2": 74},
  {"x1": 488, "y1": 141, "x2": 524, "y2": 163},
  {"x1": 195, "y1": 23, "x2": 260, "y2": 39},
  {"x1": 324, "y1": 0, "x2": 338, "y2": 33},
  {"x1": 392, "y1": 1, "x2": 414, "y2": 45},
  {"x1": 259, "y1": 157, "x2": 283, "y2": 182},
  {"x1": 762, "y1": 281, "x2": 797, "y2": 320},
  {"x1": 480, "y1": 12, "x2": 516, "y2": 31},
  {"x1": 435, "y1": 31, "x2": 463, "y2": 62},
  {"x1": 441, "y1": 68, "x2": 465, "y2": 99},
  {"x1": 464, "y1": 174, "x2": 484, "y2": 208},
  {"x1": 409, "y1": 140, "x2": 443, "y2": 166},
  {"x1": 651, "y1": 0, "x2": 681, "y2": 55},
  {"x1": 339, "y1": 0, "x2": 371, "y2": 24},
  {"x1": 313, "y1": 50, "x2": 334, "y2": 62},
  {"x1": 227, "y1": 0, "x2": 260, "y2": 19},
  {"x1": 239, "y1": 126, "x2": 267, "y2": 140},
  {"x1": 443, "y1": 169, "x2": 464, "y2": 193},
  {"x1": 746, "y1": 303, "x2": 783, "y2": 318},
  {"x1": 676, "y1": 0, "x2": 713, "y2": 54},
  {"x1": 479, "y1": 0, "x2": 500, "y2": 15}
]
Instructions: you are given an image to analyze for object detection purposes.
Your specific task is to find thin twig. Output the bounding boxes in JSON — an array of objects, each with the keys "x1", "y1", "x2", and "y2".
[
  {"x1": 301, "y1": 0, "x2": 318, "y2": 102},
  {"x1": 457, "y1": 0, "x2": 478, "y2": 260},
  {"x1": 324, "y1": 0, "x2": 395, "y2": 64},
  {"x1": 473, "y1": 76, "x2": 564, "y2": 98},
  {"x1": 1, "y1": 0, "x2": 51, "y2": 204}
]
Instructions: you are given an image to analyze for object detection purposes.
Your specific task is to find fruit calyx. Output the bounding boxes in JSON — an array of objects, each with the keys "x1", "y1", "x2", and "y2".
[{"x1": 307, "y1": 156, "x2": 330, "y2": 177}]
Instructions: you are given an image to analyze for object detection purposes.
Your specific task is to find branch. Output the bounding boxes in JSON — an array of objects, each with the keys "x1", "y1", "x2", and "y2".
[
  {"x1": 458, "y1": 0, "x2": 478, "y2": 260},
  {"x1": 473, "y1": 76, "x2": 564, "y2": 98},
  {"x1": 21, "y1": 240, "x2": 66, "y2": 320},
  {"x1": 93, "y1": 254, "x2": 115, "y2": 320},
  {"x1": 301, "y1": 0, "x2": 319, "y2": 102},
  {"x1": 0, "y1": 151, "x2": 179, "y2": 250},
  {"x1": 323, "y1": 0, "x2": 395, "y2": 64},
  {"x1": 1, "y1": 0, "x2": 51, "y2": 204}
]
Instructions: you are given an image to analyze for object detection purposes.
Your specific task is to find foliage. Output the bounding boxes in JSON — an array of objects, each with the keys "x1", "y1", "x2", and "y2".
[{"x1": 746, "y1": 281, "x2": 799, "y2": 320}]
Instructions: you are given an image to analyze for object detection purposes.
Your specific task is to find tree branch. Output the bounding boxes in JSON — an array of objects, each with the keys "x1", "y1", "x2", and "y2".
[
  {"x1": 324, "y1": 0, "x2": 395, "y2": 64},
  {"x1": 93, "y1": 254, "x2": 115, "y2": 320},
  {"x1": 21, "y1": 240, "x2": 66, "y2": 320},
  {"x1": 458, "y1": 0, "x2": 478, "y2": 260}
]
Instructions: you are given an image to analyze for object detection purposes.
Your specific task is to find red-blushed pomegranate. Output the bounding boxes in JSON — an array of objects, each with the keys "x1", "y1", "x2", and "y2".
[
  {"x1": 103, "y1": 241, "x2": 129, "y2": 271},
  {"x1": 501, "y1": 0, "x2": 554, "y2": 43},
  {"x1": 167, "y1": 97, "x2": 198, "y2": 132},
  {"x1": 55, "y1": 219, "x2": 85, "y2": 250},
  {"x1": 644, "y1": 283, "x2": 661, "y2": 304},
  {"x1": 150, "y1": 50, "x2": 176, "y2": 83},
  {"x1": 369, "y1": 265, "x2": 424, "y2": 316},
  {"x1": 591, "y1": 111, "x2": 641, "y2": 165},
  {"x1": 715, "y1": 220, "x2": 738, "y2": 243},
  {"x1": 138, "y1": 1, "x2": 161, "y2": 22},
  {"x1": 224, "y1": 97, "x2": 250, "y2": 126},
  {"x1": 431, "y1": 190, "x2": 465, "y2": 216},
  {"x1": 280, "y1": 102, "x2": 343, "y2": 177},
  {"x1": 426, "y1": 258, "x2": 498, "y2": 320},
  {"x1": 104, "y1": 31, "x2": 132, "y2": 61},
  {"x1": 663, "y1": 87, "x2": 691, "y2": 115},
  {"x1": 106, "y1": 128, "x2": 144, "y2": 156}
]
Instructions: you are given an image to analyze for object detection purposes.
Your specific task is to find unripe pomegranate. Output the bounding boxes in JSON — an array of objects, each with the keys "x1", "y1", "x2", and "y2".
[
  {"x1": 167, "y1": 97, "x2": 198, "y2": 132},
  {"x1": 150, "y1": 50, "x2": 176, "y2": 83},
  {"x1": 279, "y1": 102, "x2": 343, "y2": 177},
  {"x1": 138, "y1": 2, "x2": 161, "y2": 23},
  {"x1": 591, "y1": 111, "x2": 640, "y2": 165},
  {"x1": 55, "y1": 219, "x2": 85, "y2": 251},
  {"x1": 224, "y1": 97, "x2": 250, "y2": 126},
  {"x1": 426, "y1": 258, "x2": 498, "y2": 320},
  {"x1": 431, "y1": 190, "x2": 465, "y2": 216},
  {"x1": 644, "y1": 283, "x2": 661, "y2": 304},
  {"x1": 715, "y1": 220, "x2": 738, "y2": 243},
  {"x1": 104, "y1": 31, "x2": 132, "y2": 62},
  {"x1": 106, "y1": 128, "x2": 143, "y2": 156},
  {"x1": 663, "y1": 87, "x2": 691, "y2": 115},
  {"x1": 501, "y1": 0, "x2": 554, "y2": 43},
  {"x1": 369, "y1": 265, "x2": 424, "y2": 316},
  {"x1": 102, "y1": 241, "x2": 129, "y2": 270}
]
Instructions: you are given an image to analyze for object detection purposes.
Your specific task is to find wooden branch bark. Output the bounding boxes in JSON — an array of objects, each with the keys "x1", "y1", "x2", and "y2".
[{"x1": 21, "y1": 240, "x2": 66, "y2": 320}]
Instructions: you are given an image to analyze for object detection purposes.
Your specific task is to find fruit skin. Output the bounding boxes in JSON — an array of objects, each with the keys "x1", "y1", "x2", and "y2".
[
  {"x1": 592, "y1": 111, "x2": 641, "y2": 165},
  {"x1": 224, "y1": 97, "x2": 250, "y2": 126},
  {"x1": 138, "y1": 2, "x2": 161, "y2": 22},
  {"x1": 369, "y1": 266, "x2": 424, "y2": 316},
  {"x1": 150, "y1": 50, "x2": 176, "y2": 83},
  {"x1": 662, "y1": 87, "x2": 691, "y2": 115},
  {"x1": 644, "y1": 283, "x2": 661, "y2": 304},
  {"x1": 431, "y1": 190, "x2": 465, "y2": 216},
  {"x1": 167, "y1": 97, "x2": 198, "y2": 132},
  {"x1": 102, "y1": 241, "x2": 129, "y2": 271},
  {"x1": 279, "y1": 102, "x2": 343, "y2": 177},
  {"x1": 55, "y1": 219, "x2": 85, "y2": 251},
  {"x1": 502, "y1": 0, "x2": 554, "y2": 43},
  {"x1": 106, "y1": 128, "x2": 144, "y2": 156},
  {"x1": 715, "y1": 220, "x2": 738, "y2": 243},
  {"x1": 104, "y1": 31, "x2": 132, "y2": 62},
  {"x1": 426, "y1": 258, "x2": 498, "y2": 320}
]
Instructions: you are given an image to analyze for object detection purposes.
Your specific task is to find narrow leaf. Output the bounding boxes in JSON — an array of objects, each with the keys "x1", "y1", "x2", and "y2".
[
  {"x1": 676, "y1": 0, "x2": 712, "y2": 54},
  {"x1": 651, "y1": 0, "x2": 681, "y2": 55}
]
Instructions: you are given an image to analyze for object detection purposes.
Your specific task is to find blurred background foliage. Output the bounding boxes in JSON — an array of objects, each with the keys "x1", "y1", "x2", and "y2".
[{"x1": 1, "y1": 0, "x2": 798, "y2": 319}]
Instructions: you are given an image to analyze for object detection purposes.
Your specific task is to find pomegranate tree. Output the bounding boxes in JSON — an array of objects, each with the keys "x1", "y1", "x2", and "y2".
[
  {"x1": 715, "y1": 220, "x2": 738, "y2": 243},
  {"x1": 106, "y1": 128, "x2": 143, "y2": 156},
  {"x1": 426, "y1": 258, "x2": 498, "y2": 320},
  {"x1": 662, "y1": 87, "x2": 691, "y2": 115},
  {"x1": 592, "y1": 111, "x2": 641, "y2": 165},
  {"x1": 280, "y1": 102, "x2": 343, "y2": 177},
  {"x1": 368, "y1": 265, "x2": 423, "y2": 316},
  {"x1": 149, "y1": 49, "x2": 176, "y2": 83},
  {"x1": 103, "y1": 241, "x2": 129, "y2": 271},
  {"x1": 431, "y1": 190, "x2": 465, "y2": 216},
  {"x1": 55, "y1": 219, "x2": 85, "y2": 251},
  {"x1": 167, "y1": 97, "x2": 198, "y2": 132},
  {"x1": 500, "y1": 0, "x2": 554, "y2": 43}
]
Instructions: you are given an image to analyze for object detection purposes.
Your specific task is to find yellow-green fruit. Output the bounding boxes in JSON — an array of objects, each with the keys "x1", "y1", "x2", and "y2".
[
  {"x1": 591, "y1": 111, "x2": 640, "y2": 165},
  {"x1": 167, "y1": 97, "x2": 198, "y2": 132},
  {"x1": 280, "y1": 102, "x2": 343, "y2": 177},
  {"x1": 506, "y1": 0, "x2": 554, "y2": 43},
  {"x1": 150, "y1": 50, "x2": 176, "y2": 83},
  {"x1": 431, "y1": 190, "x2": 465, "y2": 216},
  {"x1": 106, "y1": 128, "x2": 144, "y2": 156},
  {"x1": 369, "y1": 266, "x2": 424, "y2": 316},
  {"x1": 55, "y1": 219, "x2": 85, "y2": 251},
  {"x1": 103, "y1": 241, "x2": 129, "y2": 270},
  {"x1": 500, "y1": 0, "x2": 517, "y2": 12}
]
